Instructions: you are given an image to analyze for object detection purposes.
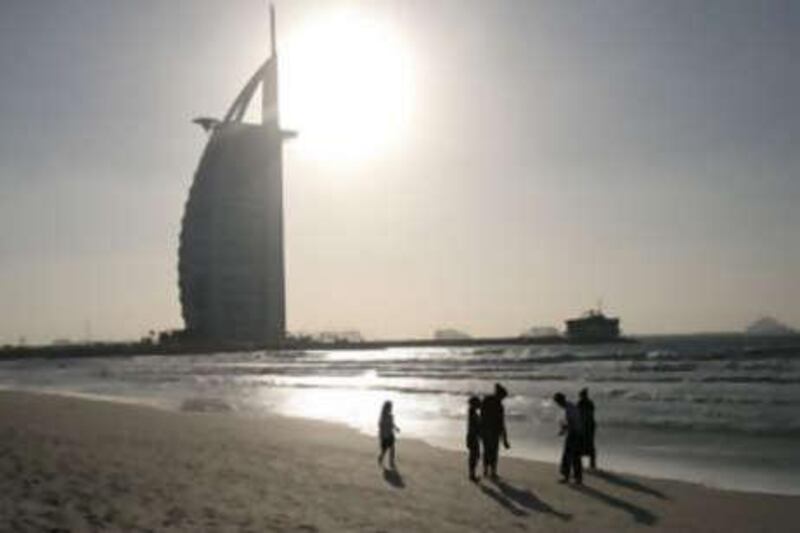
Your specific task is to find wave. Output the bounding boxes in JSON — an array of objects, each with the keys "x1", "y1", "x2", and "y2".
[
  {"x1": 376, "y1": 371, "x2": 568, "y2": 381},
  {"x1": 586, "y1": 376, "x2": 685, "y2": 383},
  {"x1": 699, "y1": 376, "x2": 800, "y2": 385},
  {"x1": 627, "y1": 362, "x2": 698, "y2": 373},
  {"x1": 608, "y1": 390, "x2": 800, "y2": 406},
  {"x1": 85, "y1": 359, "x2": 800, "y2": 388},
  {"x1": 268, "y1": 381, "x2": 471, "y2": 397},
  {"x1": 603, "y1": 418, "x2": 800, "y2": 438},
  {"x1": 724, "y1": 361, "x2": 796, "y2": 372}
]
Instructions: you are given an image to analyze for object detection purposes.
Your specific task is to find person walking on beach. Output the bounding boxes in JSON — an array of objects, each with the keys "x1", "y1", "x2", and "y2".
[
  {"x1": 378, "y1": 400, "x2": 400, "y2": 469},
  {"x1": 481, "y1": 383, "x2": 510, "y2": 479},
  {"x1": 577, "y1": 388, "x2": 597, "y2": 469},
  {"x1": 466, "y1": 396, "x2": 482, "y2": 482},
  {"x1": 553, "y1": 392, "x2": 583, "y2": 485}
]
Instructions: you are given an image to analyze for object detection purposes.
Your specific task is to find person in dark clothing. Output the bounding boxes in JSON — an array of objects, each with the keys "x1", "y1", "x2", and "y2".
[
  {"x1": 577, "y1": 388, "x2": 597, "y2": 469},
  {"x1": 553, "y1": 392, "x2": 583, "y2": 485},
  {"x1": 466, "y1": 396, "x2": 482, "y2": 482},
  {"x1": 378, "y1": 401, "x2": 400, "y2": 468},
  {"x1": 481, "y1": 383, "x2": 510, "y2": 479}
]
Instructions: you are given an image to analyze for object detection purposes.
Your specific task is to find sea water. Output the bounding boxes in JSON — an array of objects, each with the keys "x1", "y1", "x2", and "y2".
[{"x1": 1, "y1": 335, "x2": 798, "y2": 495}]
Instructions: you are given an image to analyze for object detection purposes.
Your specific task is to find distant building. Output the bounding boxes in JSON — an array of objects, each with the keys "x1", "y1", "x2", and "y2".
[
  {"x1": 434, "y1": 329, "x2": 472, "y2": 340},
  {"x1": 314, "y1": 331, "x2": 364, "y2": 344},
  {"x1": 178, "y1": 8, "x2": 294, "y2": 344},
  {"x1": 521, "y1": 326, "x2": 560, "y2": 338}
]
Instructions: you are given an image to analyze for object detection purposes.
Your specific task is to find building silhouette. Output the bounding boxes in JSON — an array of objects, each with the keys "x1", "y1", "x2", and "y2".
[{"x1": 178, "y1": 6, "x2": 293, "y2": 343}]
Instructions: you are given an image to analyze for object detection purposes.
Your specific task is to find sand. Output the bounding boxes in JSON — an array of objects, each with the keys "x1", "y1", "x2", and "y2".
[{"x1": 0, "y1": 390, "x2": 796, "y2": 532}]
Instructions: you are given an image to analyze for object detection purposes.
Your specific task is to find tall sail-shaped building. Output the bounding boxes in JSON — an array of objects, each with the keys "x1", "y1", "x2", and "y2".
[{"x1": 178, "y1": 6, "x2": 292, "y2": 343}]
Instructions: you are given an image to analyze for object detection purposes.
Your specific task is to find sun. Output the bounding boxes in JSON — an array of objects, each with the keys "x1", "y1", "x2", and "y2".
[{"x1": 281, "y1": 8, "x2": 416, "y2": 164}]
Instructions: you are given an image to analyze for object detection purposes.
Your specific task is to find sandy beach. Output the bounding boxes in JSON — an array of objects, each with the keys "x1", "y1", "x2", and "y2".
[{"x1": 0, "y1": 390, "x2": 796, "y2": 532}]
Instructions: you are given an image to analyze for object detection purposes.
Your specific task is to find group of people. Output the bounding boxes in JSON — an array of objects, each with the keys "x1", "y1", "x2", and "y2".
[
  {"x1": 376, "y1": 383, "x2": 597, "y2": 485},
  {"x1": 553, "y1": 387, "x2": 596, "y2": 485},
  {"x1": 466, "y1": 383, "x2": 510, "y2": 481}
]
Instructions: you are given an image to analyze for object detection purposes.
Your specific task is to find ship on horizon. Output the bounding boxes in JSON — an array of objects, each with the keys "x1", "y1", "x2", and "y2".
[{"x1": 565, "y1": 308, "x2": 621, "y2": 343}]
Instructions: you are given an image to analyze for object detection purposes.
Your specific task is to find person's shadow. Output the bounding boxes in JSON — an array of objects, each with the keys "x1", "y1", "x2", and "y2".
[
  {"x1": 588, "y1": 470, "x2": 669, "y2": 500},
  {"x1": 570, "y1": 484, "x2": 658, "y2": 525},
  {"x1": 480, "y1": 479, "x2": 571, "y2": 521},
  {"x1": 382, "y1": 467, "x2": 405, "y2": 489}
]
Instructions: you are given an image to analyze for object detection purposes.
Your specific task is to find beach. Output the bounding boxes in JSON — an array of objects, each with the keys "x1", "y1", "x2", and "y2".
[
  {"x1": 0, "y1": 390, "x2": 796, "y2": 532},
  {"x1": 2, "y1": 339, "x2": 799, "y2": 495}
]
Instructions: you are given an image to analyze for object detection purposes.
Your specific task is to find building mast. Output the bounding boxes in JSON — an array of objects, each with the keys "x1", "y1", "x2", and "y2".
[
  {"x1": 264, "y1": 3, "x2": 279, "y2": 126},
  {"x1": 270, "y1": 3, "x2": 277, "y2": 57}
]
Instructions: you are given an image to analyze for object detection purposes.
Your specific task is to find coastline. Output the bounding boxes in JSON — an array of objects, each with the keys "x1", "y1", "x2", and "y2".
[
  {"x1": 1, "y1": 390, "x2": 797, "y2": 531},
  {"x1": 0, "y1": 335, "x2": 642, "y2": 361}
]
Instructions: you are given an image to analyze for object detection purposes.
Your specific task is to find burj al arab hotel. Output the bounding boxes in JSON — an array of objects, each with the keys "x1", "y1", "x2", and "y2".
[{"x1": 178, "y1": 6, "x2": 293, "y2": 344}]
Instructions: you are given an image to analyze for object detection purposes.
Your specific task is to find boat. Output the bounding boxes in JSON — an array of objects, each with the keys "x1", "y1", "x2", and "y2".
[{"x1": 565, "y1": 309, "x2": 621, "y2": 342}]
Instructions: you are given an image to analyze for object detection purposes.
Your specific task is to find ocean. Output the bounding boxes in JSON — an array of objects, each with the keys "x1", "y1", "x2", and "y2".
[{"x1": 1, "y1": 335, "x2": 798, "y2": 495}]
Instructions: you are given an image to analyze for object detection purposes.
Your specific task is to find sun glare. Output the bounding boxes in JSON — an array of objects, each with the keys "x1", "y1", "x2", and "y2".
[{"x1": 282, "y1": 9, "x2": 416, "y2": 164}]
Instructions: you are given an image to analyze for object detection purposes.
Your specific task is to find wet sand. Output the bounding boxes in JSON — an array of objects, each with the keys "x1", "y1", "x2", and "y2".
[{"x1": 0, "y1": 390, "x2": 796, "y2": 532}]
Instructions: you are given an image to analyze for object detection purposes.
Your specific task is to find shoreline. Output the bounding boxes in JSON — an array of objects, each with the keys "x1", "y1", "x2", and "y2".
[
  {"x1": 6, "y1": 385, "x2": 799, "y2": 497},
  {"x1": 1, "y1": 389, "x2": 798, "y2": 531}
]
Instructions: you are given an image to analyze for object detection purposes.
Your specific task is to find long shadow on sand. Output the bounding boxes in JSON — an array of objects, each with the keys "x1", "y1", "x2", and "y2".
[
  {"x1": 480, "y1": 479, "x2": 571, "y2": 521},
  {"x1": 588, "y1": 470, "x2": 669, "y2": 500},
  {"x1": 570, "y1": 484, "x2": 658, "y2": 526},
  {"x1": 383, "y1": 467, "x2": 405, "y2": 489}
]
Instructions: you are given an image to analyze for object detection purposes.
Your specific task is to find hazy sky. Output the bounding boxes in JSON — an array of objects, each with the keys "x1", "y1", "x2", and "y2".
[{"x1": 1, "y1": 0, "x2": 798, "y2": 343}]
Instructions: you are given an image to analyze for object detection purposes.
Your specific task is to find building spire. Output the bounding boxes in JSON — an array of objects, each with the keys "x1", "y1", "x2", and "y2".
[{"x1": 270, "y1": 3, "x2": 277, "y2": 57}]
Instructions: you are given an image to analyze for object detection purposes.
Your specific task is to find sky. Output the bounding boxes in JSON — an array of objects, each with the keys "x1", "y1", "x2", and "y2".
[{"x1": 0, "y1": 0, "x2": 798, "y2": 343}]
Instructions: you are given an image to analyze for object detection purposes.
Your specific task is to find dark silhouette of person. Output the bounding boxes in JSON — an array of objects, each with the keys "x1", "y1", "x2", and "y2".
[
  {"x1": 378, "y1": 400, "x2": 400, "y2": 468},
  {"x1": 466, "y1": 396, "x2": 482, "y2": 482},
  {"x1": 577, "y1": 388, "x2": 597, "y2": 469},
  {"x1": 553, "y1": 392, "x2": 583, "y2": 485},
  {"x1": 481, "y1": 383, "x2": 510, "y2": 479}
]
